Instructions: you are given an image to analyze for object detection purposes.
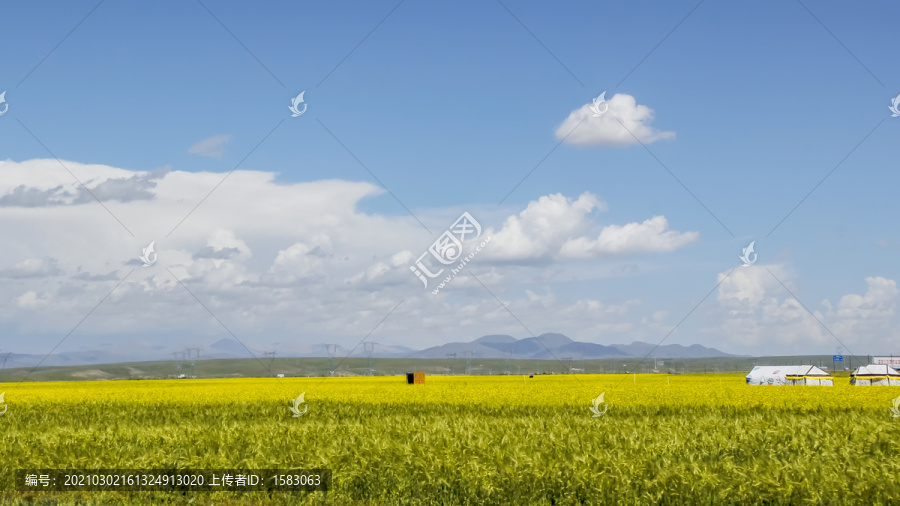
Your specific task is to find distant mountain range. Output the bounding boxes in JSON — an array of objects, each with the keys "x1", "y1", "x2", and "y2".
[
  {"x1": 0, "y1": 333, "x2": 741, "y2": 369},
  {"x1": 406, "y1": 333, "x2": 740, "y2": 360}
]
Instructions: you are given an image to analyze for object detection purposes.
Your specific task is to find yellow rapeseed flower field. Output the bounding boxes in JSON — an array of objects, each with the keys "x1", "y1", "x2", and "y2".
[{"x1": 6, "y1": 372, "x2": 896, "y2": 408}]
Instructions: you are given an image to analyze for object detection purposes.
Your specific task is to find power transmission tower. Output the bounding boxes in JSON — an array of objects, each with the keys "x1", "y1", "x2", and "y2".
[
  {"x1": 0, "y1": 351, "x2": 9, "y2": 370},
  {"x1": 187, "y1": 348, "x2": 201, "y2": 377},
  {"x1": 464, "y1": 351, "x2": 473, "y2": 375},
  {"x1": 364, "y1": 342, "x2": 376, "y2": 376},
  {"x1": 562, "y1": 357, "x2": 573, "y2": 374},
  {"x1": 264, "y1": 351, "x2": 278, "y2": 372},
  {"x1": 327, "y1": 344, "x2": 338, "y2": 376},
  {"x1": 503, "y1": 351, "x2": 511, "y2": 375},
  {"x1": 446, "y1": 353, "x2": 456, "y2": 375}
]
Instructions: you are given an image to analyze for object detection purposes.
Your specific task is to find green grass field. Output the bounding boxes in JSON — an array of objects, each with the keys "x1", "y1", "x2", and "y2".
[{"x1": 0, "y1": 354, "x2": 867, "y2": 382}]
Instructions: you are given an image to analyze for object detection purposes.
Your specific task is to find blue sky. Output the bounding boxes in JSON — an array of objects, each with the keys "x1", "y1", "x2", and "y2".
[{"x1": 0, "y1": 0, "x2": 897, "y2": 360}]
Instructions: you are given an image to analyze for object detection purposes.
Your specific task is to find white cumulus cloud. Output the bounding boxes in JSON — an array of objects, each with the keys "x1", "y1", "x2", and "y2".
[
  {"x1": 485, "y1": 192, "x2": 696, "y2": 261},
  {"x1": 714, "y1": 267, "x2": 899, "y2": 353},
  {"x1": 560, "y1": 216, "x2": 698, "y2": 258},
  {"x1": 189, "y1": 134, "x2": 232, "y2": 158},
  {"x1": 823, "y1": 277, "x2": 898, "y2": 348},
  {"x1": 555, "y1": 93, "x2": 674, "y2": 147},
  {"x1": 2, "y1": 158, "x2": 895, "y2": 358}
]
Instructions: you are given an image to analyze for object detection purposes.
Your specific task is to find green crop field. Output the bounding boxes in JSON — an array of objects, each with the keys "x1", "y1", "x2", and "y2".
[{"x1": 3, "y1": 374, "x2": 900, "y2": 505}]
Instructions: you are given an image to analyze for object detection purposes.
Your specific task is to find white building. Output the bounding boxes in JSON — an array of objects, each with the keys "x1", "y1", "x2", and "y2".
[
  {"x1": 872, "y1": 357, "x2": 900, "y2": 368},
  {"x1": 850, "y1": 365, "x2": 900, "y2": 386},
  {"x1": 746, "y1": 365, "x2": 833, "y2": 386}
]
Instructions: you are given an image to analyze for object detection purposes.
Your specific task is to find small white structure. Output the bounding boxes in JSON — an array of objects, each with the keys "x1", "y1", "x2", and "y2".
[
  {"x1": 850, "y1": 365, "x2": 900, "y2": 385},
  {"x1": 872, "y1": 357, "x2": 900, "y2": 367},
  {"x1": 746, "y1": 365, "x2": 833, "y2": 386}
]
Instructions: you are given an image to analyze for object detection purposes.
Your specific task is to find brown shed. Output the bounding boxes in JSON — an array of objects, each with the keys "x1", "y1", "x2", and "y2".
[{"x1": 406, "y1": 372, "x2": 425, "y2": 384}]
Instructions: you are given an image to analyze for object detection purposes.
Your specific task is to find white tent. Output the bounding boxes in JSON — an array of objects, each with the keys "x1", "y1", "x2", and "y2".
[
  {"x1": 746, "y1": 365, "x2": 834, "y2": 386},
  {"x1": 850, "y1": 364, "x2": 900, "y2": 385}
]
